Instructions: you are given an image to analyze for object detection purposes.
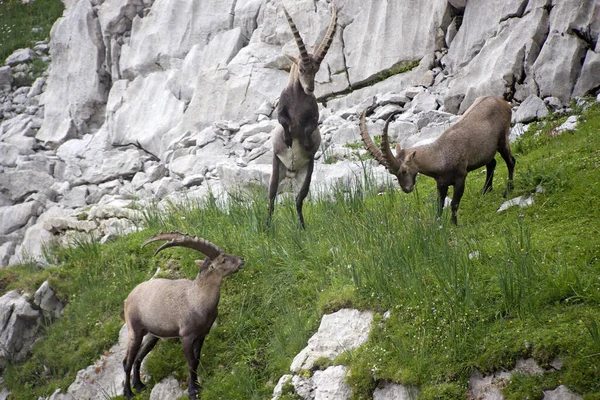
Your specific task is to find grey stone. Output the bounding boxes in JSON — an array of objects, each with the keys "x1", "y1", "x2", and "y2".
[
  {"x1": 0, "y1": 170, "x2": 55, "y2": 202},
  {"x1": 409, "y1": 91, "x2": 439, "y2": 113},
  {"x1": 311, "y1": 366, "x2": 351, "y2": 400},
  {"x1": 0, "y1": 66, "x2": 12, "y2": 91},
  {"x1": 37, "y1": 0, "x2": 107, "y2": 145},
  {"x1": 497, "y1": 196, "x2": 534, "y2": 212},
  {"x1": 290, "y1": 308, "x2": 373, "y2": 372},
  {"x1": 0, "y1": 143, "x2": 20, "y2": 167},
  {"x1": 343, "y1": 0, "x2": 448, "y2": 86},
  {"x1": 0, "y1": 290, "x2": 40, "y2": 363},
  {"x1": 5, "y1": 48, "x2": 34, "y2": 66},
  {"x1": 573, "y1": 49, "x2": 600, "y2": 98},
  {"x1": 376, "y1": 92, "x2": 410, "y2": 107},
  {"x1": 182, "y1": 174, "x2": 204, "y2": 188},
  {"x1": 373, "y1": 382, "x2": 418, "y2": 400},
  {"x1": 514, "y1": 95, "x2": 548, "y2": 123},
  {"x1": 0, "y1": 242, "x2": 16, "y2": 268},
  {"x1": 65, "y1": 325, "x2": 129, "y2": 398},
  {"x1": 373, "y1": 104, "x2": 403, "y2": 121},
  {"x1": 27, "y1": 77, "x2": 46, "y2": 98},
  {"x1": 149, "y1": 376, "x2": 186, "y2": 400},
  {"x1": 217, "y1": 163, "x2": 271, "y2": 191},
  {"x1": 543, "y1": 385, "x2": 582, "y2": 400},
  {"x1": 33, "y1": 281, "x2": 64, "y2": 318},
  {"x1": 556, "y1": 116, "x2": 578, "y2": 133},
  {"x1": 0, "y1": 201, "x2": 44, "y2": 236}
]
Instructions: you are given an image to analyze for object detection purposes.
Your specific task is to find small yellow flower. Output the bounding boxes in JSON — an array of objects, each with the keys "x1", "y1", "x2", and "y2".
[
  {"x1": 549, "y1": 319, "x2": 553, "y2": 323},
  {"x1": 520, "y1": 248, "x2": 525, "y2": 252},
  {"x1": 558, "y1": 379, "x2": 563, "y2": 384},
  {"x1": 509, "y1": 320, "x2": 513, "y2": 324}
]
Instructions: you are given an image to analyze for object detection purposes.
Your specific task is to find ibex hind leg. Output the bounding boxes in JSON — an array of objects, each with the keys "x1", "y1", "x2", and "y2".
[
  {"x1": 482, "y1": 158, "x2": 496, "y2": 194},
  {"x1": 123, "y1": 329, "x2": 144, "y2": 399},
  {"x1": 296, "y1": 159, "x2": 314, "y2": 229},
  {"x1": 132, "y1": 334, "x2": 159, "y2": 392},
  {"x1": 499, "y1": 145, "x2": 516, "y2": 197},
  {"x1": 267, "y1": 155, "x2": 283, "y2": 226}
]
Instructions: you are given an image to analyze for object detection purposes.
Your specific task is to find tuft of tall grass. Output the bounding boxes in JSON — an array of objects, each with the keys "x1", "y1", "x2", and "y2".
[{"x1": 0, "y1": 0, "x2": 64, "y2": 63}]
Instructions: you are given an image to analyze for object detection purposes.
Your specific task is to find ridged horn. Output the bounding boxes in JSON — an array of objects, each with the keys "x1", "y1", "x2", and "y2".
[
  {"x1": 314, "y1": 4, "x2": 338, "y2": 64},
  {"x1": 360, "y1": 105, "x2": 389, "y2": 169},
  {"x1": 380, "y1": 111, "x2": 403, "y2": 174},
  {"x1": 283, "y1": 6, "x2": 310, "y2": 64},
  {"x1": 142, "y1": 232, "x2": 223, "y2": 260}
]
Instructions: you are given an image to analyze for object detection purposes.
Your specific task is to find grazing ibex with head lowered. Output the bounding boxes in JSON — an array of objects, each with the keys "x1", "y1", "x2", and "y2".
[
  {"x1": 122, "y1": 233, "x2": 245, "y2": 400},
  {"x1": 360, "y1": 96, "x2": 516, "y2": 224},
  {"x1": 267, "y1": 3, "x2": 337, "y2": 228}
]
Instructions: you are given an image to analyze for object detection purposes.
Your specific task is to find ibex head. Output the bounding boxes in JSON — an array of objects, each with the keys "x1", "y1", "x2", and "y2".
[
  {"x1": 283, "y1": 4, "x2": 337, "y2": 95},
  {"x1": 360, "y1": 107, "x2": 418, "y2": 193}
]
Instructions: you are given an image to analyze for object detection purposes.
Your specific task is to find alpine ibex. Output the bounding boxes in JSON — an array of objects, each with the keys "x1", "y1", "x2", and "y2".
[
  {"x1": 122, "y1": 233, "x2": 245, "y2": 400},
  {"x1": 267, "y1": 3, "x2": 337, "y2": 228},
  {"x1": 360, "y1": 96, "x2": 516, "y2": 224}
]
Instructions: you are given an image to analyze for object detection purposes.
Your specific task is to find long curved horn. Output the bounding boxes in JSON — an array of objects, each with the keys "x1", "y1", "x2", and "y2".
[
  {"x1": 142, "y1": 232, "x2": 223, "y2": 259},
  {"x1": 283, "y1": 7, "x2": 310, "y2": 64},
  {"x1": 380, "y1": 111, "x2": 403, "y2": 174},
  {"x1": 360, "y1": 105, "x2": 389, "y2": 169},
  {"x1": 314, "y1": 4, "x2": 338, "y2": 64}
]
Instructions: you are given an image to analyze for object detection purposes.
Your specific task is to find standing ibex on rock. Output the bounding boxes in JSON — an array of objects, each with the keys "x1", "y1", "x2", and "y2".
[
  {"x1": 360, "y1": 96, "x2": 516, "y2": 224},
  {"x1": 267, "y1": 3, "x2": 337, "y2": 228},
  {"x1": 122, "y1": 233, "x2": 245, "y2": 400}
]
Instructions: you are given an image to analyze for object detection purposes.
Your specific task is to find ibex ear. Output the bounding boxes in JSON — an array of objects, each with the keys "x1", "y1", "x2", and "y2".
[
  {"x1": 286, "y1": 55, "x2": 299, "y2": 65},
  {"x1": 409, "y1": 151, "x2": 416, "y2": 161},
  {"x1": 395, "y1": 143, "x2": 401, "y2": 155}
]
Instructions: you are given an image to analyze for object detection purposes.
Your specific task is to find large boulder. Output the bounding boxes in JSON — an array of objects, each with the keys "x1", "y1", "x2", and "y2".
[
  {"x1": 342, "y1": 0, "x2": 449, "y2": 86},
  {"x1": 37, "y1": 0, "x2": 108, "y2": 146},
  {"x1": 290, "y1": 308, "x2": 373, "y2": 372},
  {"x1": 0, "y1": 291, "x2": 40, "y2": 364},
  {"x1": 444, "y1": 0, "x2": 549, "y2": 113}
]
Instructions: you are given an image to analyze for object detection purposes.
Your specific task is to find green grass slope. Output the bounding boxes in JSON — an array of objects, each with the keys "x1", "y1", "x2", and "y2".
[
  {"x1": 0, "y1": 0, "x2": 64, "y2": 65},
  {"x1": 1, "y1": 102, "x2": 599, "y2": 399}
]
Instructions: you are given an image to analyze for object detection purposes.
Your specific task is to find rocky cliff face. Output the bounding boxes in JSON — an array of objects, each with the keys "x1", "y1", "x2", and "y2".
[{"x1": 1, "y1": 0, "x2": 599, "y2": 267}]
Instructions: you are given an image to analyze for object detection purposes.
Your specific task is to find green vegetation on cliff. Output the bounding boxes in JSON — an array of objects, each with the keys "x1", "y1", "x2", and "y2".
[
  {"x1": 1, "y1": 102, "x2": 599, "y2": 399},
  {"x1": 0, "y1": 0, "x2": 64, "y2": 63}
]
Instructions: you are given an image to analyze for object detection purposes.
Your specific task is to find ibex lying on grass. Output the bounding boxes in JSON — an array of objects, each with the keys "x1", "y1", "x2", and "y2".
[
  {"x1": 267, "y1": 4, "x2": 337, "y2": 228},
  {"x1": 122, "y1": 233, "x2": 245, "y2": 400},
  {"x1": 360, "y1": 96, "x2": 516, "y2": 224}
]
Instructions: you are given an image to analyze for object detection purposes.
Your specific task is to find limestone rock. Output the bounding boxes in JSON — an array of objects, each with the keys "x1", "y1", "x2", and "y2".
[
  {"x1": 497, "y1": 195, "x2": 534, "y2": 212},
  {"x1": 0, "y1": 66, "x2": 12, "y2": 92},
  {"x1": 543, "y1": 385, "x2": 583, "y2": 400},
  {"x1": 0, "y1": 290, "x2": 40, "y2": 364},
  {"x1": 33, "y1": 281, "x2": 64, "y2": 318},
  {"x1": 373, "y1": 382, "x2": 418, "y2": 400},
  {"x1": 65, "y1": 324, "x2": 129, "y2": 399},
  {"x1": 514, "y1": 95, "x2": 548, "y2": 123},
  {"x1": 0, "y1": 201, "x2": 44, "y2": 236},
  {"x1": 0, "y1": 170, "x2": 55, "y2": 202},
  {"x1": 108, "y1": 72, "x2": 185, "y2": 159},
  {"x1": 573, "y1": 49, "x2": 600, "y2": 98},
  {"x1": 5, "y1": 48, "x2": 34, "y2": 66},
  {"x1": 217, "y1": 163, "x2": 271, "y2": 191},
  {"x1": 149, "y1": 376, "x2": 186, "y2": 400},
  {"x1": 343, "y1": 0, "x2": 449, "y2": 86},
  {"x1": 290, "y1": 308, "x2": 373, "y2": 372},
  {"x1": 37, "y1": 0, "x2": 108, "y2": 145}
]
